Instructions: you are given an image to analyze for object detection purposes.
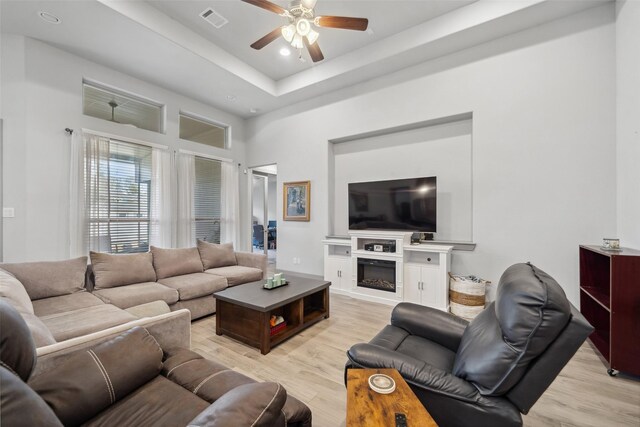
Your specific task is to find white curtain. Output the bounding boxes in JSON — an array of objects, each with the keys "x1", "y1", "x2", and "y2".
[
  {"x1": 149, "y1": 148, "x2": 173, "y2": 248},
  {"x1": 176, "y1": 153, "x2": 196, "y2": 248},
  {"x1": 69, "y1": 130, "x2": 87, "y2": 258},
  {"x1": 221, "y1": 162, "x2": 240, "y2": 247},
  {"x1": 82, "y1": 133, "x2": 111, "y2": 254}
]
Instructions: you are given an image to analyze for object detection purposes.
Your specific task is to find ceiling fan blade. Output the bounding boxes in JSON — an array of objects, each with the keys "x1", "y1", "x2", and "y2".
[
  {"x1": 241, "y1": 0, "x2": 286, "y2": 15},
  {"x1": 304, "y1": 37, "x2": 324, "y2": 62},
  {"x1": 315, "y1": 16, "x2": 369, "y2": 31},
  {"x1": 250, "y1": 27, "x2": 282, "y2": 50}
]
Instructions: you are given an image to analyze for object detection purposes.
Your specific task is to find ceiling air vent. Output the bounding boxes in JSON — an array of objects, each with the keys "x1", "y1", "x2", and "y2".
[{"x1": 200, "y1": 8, "x2": 228, "y2": 29}]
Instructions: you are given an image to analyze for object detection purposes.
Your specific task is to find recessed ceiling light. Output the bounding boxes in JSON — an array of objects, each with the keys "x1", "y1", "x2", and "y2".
[
  {"x1": 279, "y1": 47, "x2": 291, "y2": 57},
  {"x1": 38, "y1": 11, "x2": 61, "y2": 24},
  {"x1": 226, "y1": 95, "x2": 236, "y2": 102}
]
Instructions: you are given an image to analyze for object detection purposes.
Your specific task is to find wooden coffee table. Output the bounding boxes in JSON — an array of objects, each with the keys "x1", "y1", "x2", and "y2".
[
  {"x1": 213, "y1": 274, "x2": 330, "y2": 354},
  {"x1": 347, "y1": 368, "x2": 438, "y2": 427}
]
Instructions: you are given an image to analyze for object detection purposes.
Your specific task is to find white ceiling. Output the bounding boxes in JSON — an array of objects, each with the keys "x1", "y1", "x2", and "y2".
[{"x1": 1, "y1": 0, "x2": 609, "y2": 118}]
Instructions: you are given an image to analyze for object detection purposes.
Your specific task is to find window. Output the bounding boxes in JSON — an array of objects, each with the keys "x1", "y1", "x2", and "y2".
[
  {"x1": 194, "y1": 157, "x2": 222, "y2": 243},
  {"x1": 88, "y1": 139, "x2": 152, "y2": 253},
  {"x1": 83, "y1": 81, "x2": 164, "y2": 133},
  {"x1": 180, "y1": 112, "x2": 228, "y2": 149}
]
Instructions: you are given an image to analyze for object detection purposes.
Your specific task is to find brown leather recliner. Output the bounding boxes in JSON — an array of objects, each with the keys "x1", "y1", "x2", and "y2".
[{"x1": 0, "y1": 300, "x2": 312, "y2": 426}]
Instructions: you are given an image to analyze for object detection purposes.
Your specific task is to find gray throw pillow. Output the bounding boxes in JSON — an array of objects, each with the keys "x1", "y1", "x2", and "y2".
[
  {"x1": 197, "y1": 240, "x2": 237, "y2": 270},
  {"x1": 151, "y1": 246, "x2": 204, "y2": 279},
  {"x1": 90, "y1": 252, "x2": 156, "y2": 290},
  {"x1": 0, "y1": 257, "x2": 87, "y2": 300}
]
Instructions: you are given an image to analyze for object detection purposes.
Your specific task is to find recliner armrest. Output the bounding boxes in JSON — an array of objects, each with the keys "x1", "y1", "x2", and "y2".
[
  {"x1": 187, "y1": 382, "x2": 286, "y2": 427},
  {"x1": 347, "y1": 343, "x2": 479, "y2": 403},
  {"x1": 391, "y1": 303, "x2": 468, "y2": 352}
]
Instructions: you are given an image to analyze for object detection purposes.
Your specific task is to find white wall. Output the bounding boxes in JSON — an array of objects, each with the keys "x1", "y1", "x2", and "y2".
[
  {"x1": 252, "y1": 175, "x2": 266, "y2": 226},
  {"x1": 333, "y1": 119, "x2": 472, "y2": 241},
  {"x1": 1, "y1": 36, "x2": 249, "y2": 262},
  {"x1": 268, "y1": 175, "x2": 277, "y2": 223},
  {"x1": 246, "y1": 5, "x2": 617, "y2": 306},
  {"x1": 616, "y1": 0, "x2": 640, "y2": 249}
]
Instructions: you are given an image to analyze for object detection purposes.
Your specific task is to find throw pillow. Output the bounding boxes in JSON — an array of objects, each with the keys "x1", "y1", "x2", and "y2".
[
  {"x1": 90, "y1": 252, "x2": 156, "y2": 290},
  {"x1": 0, "y1": 257, "x2": 87, "y2": 301},
  {"x1": 0, "y1": 268, "x2": 34, "y2": 314},
  {"x1": 150, "y1": 246, "x2": 204, "y2": 279},
  {"x1": 197, "y1": 240, "x2": 237, "y2": 270}
]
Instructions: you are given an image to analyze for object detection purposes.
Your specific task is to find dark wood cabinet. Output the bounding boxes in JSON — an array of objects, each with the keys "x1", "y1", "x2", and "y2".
[{"x1": 579, "y1": 245, "x2": 640, "y2": 376}]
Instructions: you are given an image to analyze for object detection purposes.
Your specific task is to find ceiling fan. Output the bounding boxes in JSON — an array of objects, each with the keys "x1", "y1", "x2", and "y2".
[{"x1": 242, "y1": 0, "x2": 369, "y2": 63}]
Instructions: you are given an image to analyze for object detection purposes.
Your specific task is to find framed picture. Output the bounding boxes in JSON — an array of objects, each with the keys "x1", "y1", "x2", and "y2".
[{"x1": 283, "y1": 181, "x2": 311, "y2": 221}]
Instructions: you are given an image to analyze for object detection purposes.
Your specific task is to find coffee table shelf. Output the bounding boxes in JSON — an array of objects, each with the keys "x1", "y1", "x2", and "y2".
[{"x1": 214, "y1": 275, "x2": 331, "y2": 354}]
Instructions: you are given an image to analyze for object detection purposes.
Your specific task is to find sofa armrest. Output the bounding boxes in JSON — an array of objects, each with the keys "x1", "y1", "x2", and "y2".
[
  {"x1": 346, "y1": 343, "x2": 479, "y2": 403},
  {"x1": 235, "y1": 251, "x2": 267, "y2": 279},
  {"x1": 391, "y1": 303, "x2": 468, "y2": 352},
  {"x1": 188, "y1": 382, "x2": 287, "y2": 427},
  {"x1": 33, "y1": 309, "x2": 191, "y2": 376}
]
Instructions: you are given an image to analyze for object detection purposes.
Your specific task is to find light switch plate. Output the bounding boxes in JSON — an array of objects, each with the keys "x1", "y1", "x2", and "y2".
[{"x1": 3, "y1": 208, "x2": 15, "y2": 218}]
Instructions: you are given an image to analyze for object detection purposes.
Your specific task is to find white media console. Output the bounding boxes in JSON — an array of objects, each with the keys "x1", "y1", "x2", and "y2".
[{"x1": 323, "y1": 230, "x2": 453, "y2": 311}]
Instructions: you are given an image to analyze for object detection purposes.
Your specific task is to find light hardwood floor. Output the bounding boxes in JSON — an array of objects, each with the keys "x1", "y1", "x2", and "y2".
[{"x1": 191, "y1": 294, "x2": 640, "y2": 427}]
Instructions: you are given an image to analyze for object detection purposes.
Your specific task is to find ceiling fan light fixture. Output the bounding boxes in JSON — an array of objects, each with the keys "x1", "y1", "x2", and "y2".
[
  {"x1": 301, "y1": 0, "x2": 317, "y2": 9},
  {"x1": 281, "y1": 24, "x2": 295, "y2": 42},
  {"x1": 296, "y1": 18, "x2": 311, "y2": 37},
  {"x1": 306, "y1": 29, "x2": 319, "y2": 45},
  {"x1": 291, "y1": 34, "x2": 304, "y2": 49}
]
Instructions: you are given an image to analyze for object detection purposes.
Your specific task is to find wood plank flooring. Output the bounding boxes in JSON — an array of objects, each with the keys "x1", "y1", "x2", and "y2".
[{"x1": 191, "y1": 294, "x2": 640, "y2": 427}]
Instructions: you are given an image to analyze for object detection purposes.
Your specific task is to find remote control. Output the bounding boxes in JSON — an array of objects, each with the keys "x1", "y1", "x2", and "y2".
[{"x1": 395, "y1": 413, "x2": 407, "y2": 427}]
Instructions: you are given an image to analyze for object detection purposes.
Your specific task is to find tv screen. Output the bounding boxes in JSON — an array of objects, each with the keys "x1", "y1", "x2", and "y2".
[{"x1": 348, "y1": 177, "x2": 436, "y2": 232}]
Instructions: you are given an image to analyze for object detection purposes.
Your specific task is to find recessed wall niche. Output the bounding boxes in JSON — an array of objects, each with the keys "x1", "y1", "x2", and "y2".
[{"x1": 328, "y1": 114, "x2": 473, "y2": 242}]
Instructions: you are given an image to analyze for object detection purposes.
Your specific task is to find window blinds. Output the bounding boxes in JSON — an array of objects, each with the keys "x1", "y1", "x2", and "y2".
[{"x1": 194, "y1": 156, "x2": 222, "y2": 244}]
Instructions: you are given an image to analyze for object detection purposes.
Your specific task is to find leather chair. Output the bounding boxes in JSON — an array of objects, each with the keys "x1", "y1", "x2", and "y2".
[
  {"x1": 345, "y1": 263, "x2": 594, "y2": 427},
  {"x1": 253, "y1": 224, "x2": 265, "y2": 249},
  {"x1": 0, "y1": 300, "x2": 312, "y2": 427}
]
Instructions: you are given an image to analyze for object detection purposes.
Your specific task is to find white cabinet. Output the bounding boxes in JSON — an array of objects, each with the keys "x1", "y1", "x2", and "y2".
[
  {"x1": 404, "y1": 264, "x2": 440, "y2": 308},
  {"x1": 322, "y1": 239, "x2": 352, "y2": 294}
]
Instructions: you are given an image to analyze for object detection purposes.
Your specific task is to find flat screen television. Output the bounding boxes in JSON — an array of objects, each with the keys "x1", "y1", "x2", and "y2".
[{"x1": 348, "y1": 177, "x2": 436, "y2": 232}]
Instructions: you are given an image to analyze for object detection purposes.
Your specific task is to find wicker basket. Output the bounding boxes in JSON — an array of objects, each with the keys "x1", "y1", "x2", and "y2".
[{"x1": 449, "y1": 273, "x2": 489, "y2": 320}]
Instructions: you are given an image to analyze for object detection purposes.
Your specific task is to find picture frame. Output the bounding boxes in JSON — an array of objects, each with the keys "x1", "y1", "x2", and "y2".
[{"x1": 283, "y1": 181, "x2": 311, "y2": 221}]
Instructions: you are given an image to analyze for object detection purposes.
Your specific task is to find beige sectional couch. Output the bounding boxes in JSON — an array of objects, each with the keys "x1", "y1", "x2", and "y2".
[{"x1": 0, "y1": 241, "x2": 266, "y2": 360}]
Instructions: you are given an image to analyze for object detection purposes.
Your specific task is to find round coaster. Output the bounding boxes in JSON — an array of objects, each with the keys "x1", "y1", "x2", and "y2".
[{"x1": 368, "y1": 374, "x2": 396, "y2": 394}]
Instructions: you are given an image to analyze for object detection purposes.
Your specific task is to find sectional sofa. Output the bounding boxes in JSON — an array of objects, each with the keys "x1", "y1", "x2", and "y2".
[{"x1": 0, "y1": 240, "x2": 266, "y2": 374}]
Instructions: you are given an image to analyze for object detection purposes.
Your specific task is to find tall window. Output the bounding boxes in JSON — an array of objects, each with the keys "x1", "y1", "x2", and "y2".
[
  {"x1": 194, "y1": 157, "x2": 222, "y2": 243},
  {"x1": 87, "y1": 138, "x2": 152, "y2": 253}
]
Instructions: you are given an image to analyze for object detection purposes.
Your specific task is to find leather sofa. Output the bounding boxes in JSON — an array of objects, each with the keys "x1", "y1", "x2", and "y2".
[
  {"x1": 0, "y1": 300, "x2": 312, "y2": 426},
  {"x1": 346, "y1": 263, "x2": 594, "y2": 427}
]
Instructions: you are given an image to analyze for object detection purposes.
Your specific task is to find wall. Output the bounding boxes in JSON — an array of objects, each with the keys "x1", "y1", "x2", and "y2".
[
  {"x1": 1, "y1": 36, "x2": 249, "y2": 262},
  {"x1": 246, "y1": 5, "x2": 617, "y2": 306},
  {"x1": 616, "y1": 0, "x2": 640, "y2": 249},
  {"x1": 252, "y1": 175, "x2": 266, "y2": 226},
  {"x1": 333, "y1": 119, "x2": 472, "y2": 241},
  {"x1": 268, "y1": 174, "x2": 277, "y2": 223}
]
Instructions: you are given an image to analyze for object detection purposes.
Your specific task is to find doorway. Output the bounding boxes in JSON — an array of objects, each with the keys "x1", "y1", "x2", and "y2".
[{"x1": 249, "y1": 164, "x2": 277, "y2": 267}]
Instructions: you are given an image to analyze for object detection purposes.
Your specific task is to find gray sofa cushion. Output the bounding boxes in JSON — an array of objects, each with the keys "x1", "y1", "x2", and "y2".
[
  {"x1": 0, "y1": 257, "x2": 87, "y2": 300},
  {"x1": 39, "y1": 304, "x2": 137, "y2": 342},
  {"x1": 21, "y1": 312, "x2": 57, "y2": 347},
  {"x1": 205, "y1": 265, "x2": 263, "y2": 286},
  {"x1": 151, "y1": 246, "x2": 203, "y2": 280},
  {"x1": 158, "y1": 273, "x2": 227, "y2": 301},
  {"x1": 452, "y1": 263, "x2": 571, "y2": 396},
  {"x1": 93, "y1": 282, "x2": 179, "y2": 309},
  {"x1": 0, "y1": 268, "x2": 34, "y2": 314},
  {"x1": 90, "y1": 252, "x2": 156, "y2": 290},
  {"x1": 32, "y1": 292, "x2": 105, "y2": 317},
  {"x1": 197, "y1": 240, "x2": 237, "y2": 270}
]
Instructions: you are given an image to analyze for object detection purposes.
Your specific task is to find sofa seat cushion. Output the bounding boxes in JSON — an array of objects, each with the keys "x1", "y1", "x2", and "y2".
[
  {"x1": 83, "y1": 376, "x2": 208, "y2": 427},
  {"x1": 205, "y1": 266, "x2": 263, "y2": 287},
  {"x1": 0, "y1": 257, "x2": 87, "y2": 300},
  {"x1": 197, "y1": 240, "x2": 237, "y2": 269},
  {"x1": 32, "y1": 292, "x2": 105, "y2": 317},
  {"x1": 93, "y1": 282, "x2": 179, "y2": 309},
  {"x1": 151, "y1": 246, "x2": 203, "y2": 280},
  {"x1": 39, "y1": 304, "x2": 137, "y2": 342},
  {"x1": 90, "y1": 252, "x2": 156, "y2": 290},
  {"x1": 158, "y1": 273, "x2": 227, "y2": 301}
]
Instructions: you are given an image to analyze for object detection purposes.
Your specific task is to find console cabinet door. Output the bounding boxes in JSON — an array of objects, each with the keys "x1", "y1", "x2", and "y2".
[
  {"x1": 420, "y1": 266, "x2": 439, "y2": 308},
  {"x1": 324, "y1": 257, "x2": 342, "y2": 289},
  {"x1": 404, "y1": 265, "x2": 423, "y2": 305}
]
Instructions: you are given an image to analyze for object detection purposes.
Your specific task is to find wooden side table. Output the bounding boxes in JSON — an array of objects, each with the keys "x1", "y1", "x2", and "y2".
[{"x1": 346, "y1": 368, "x2": 438, "y2": 427}]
